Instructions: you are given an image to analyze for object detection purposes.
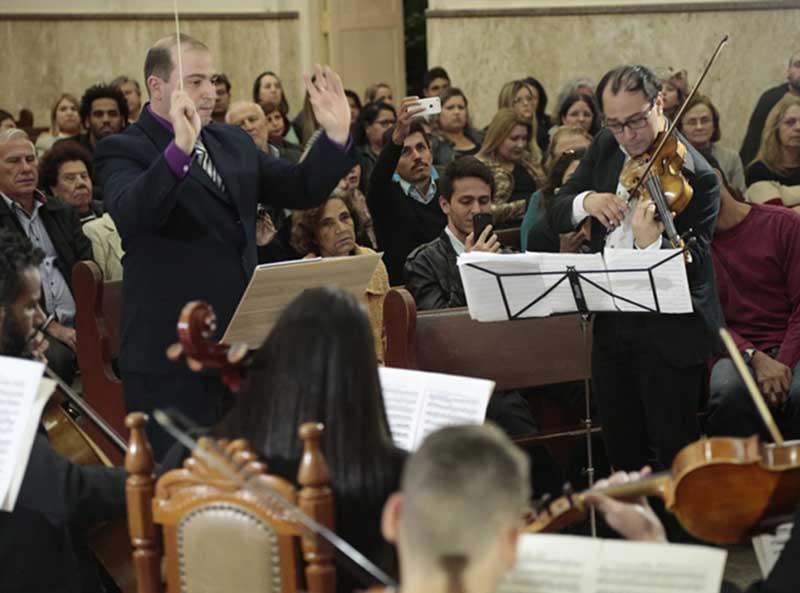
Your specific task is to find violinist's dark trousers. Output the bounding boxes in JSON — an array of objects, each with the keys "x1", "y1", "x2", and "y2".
[
  {"x1": 707, "y1": 356, "x2": 800, "y2": 440},
  {"x1": 122, "y1": 371, "x2": 231, "y2": 460},
  {"x1": 592, "y1": 315, "x2": 704, "y2": 472}
]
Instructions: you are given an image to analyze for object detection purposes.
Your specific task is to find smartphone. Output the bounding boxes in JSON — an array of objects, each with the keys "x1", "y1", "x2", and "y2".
[
  {"x1": 472, "y1": 213, "x2": 494, "y2": 243},
  {"x1": 416, "y1": 96, "x2": 442, "y2": 117}
]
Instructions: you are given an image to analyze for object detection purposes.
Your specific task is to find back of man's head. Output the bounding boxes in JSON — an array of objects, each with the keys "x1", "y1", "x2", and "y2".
[{"x1": 387, "y1": 424, "x2": 529, "y2": 589}]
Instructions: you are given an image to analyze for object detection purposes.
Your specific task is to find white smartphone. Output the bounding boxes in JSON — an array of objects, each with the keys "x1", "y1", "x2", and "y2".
[{"x1": 416, "y1": 96, "x2": 442, "y2": 117}]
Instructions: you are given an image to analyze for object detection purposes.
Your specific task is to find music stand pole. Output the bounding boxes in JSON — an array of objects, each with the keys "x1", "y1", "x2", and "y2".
[{"x1": 579, "y1": 313, "x2": 597, "y2": 536}]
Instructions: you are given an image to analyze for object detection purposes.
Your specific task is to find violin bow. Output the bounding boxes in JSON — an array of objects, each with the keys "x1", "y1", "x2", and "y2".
[
  {"x1": 173, "y1": 0, "x2": 184, "y2": 92},
  {"x1": 153, "y1": 408, "x2": 398, "y2": 589},
  {"x1": 718, "y1": 328, "x2": 784, "y2": 445},
  {"x1": 625, "y1": 35, "x2": 730, "y2": 206}
]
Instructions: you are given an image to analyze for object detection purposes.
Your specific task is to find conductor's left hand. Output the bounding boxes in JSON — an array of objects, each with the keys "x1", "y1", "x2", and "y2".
[{"x1": 304, "y1": 65, "x2": 351, "y2": 145}]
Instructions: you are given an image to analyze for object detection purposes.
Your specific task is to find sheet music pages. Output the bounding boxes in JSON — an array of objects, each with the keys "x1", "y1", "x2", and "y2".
[
  {"x1": 222, "y1": 252, "x2": 380, "y2": 346},
  {"x1": 752, "y1": 522, "x2": 793, "y2": 577},
  {"x1": 602, "y1": 248, "x2": 693, "y2": 313},
  {"x1": 498, "y1": 533, "x2": 727, "y2": 593},
  {"x1": 378, "y1": 367, "x2": 493, "y2": 451},
  {"x1": 0, "y1": 357, "x2": 50, "y2": 511},
  {"x1": 537, "y1": 253, "x2": 614, "y2": 314}
]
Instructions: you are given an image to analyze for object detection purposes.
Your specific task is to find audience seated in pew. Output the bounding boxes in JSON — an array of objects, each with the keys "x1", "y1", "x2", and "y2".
[
  {"x1": 38, "y1": 140, "x2": 103, "y2": 224},
  {"x1": 556, "y1": 91, "x2": 601, "y2": 137},
  {"x1": 355, "y1": 100, "x2": 397, "y2": 193},
  {"x1": 0, "y1": 109, "x2": 17, "y2": 132},
  {"x1": 365, "y1": 81, "x2": 394, "y2": 106},
  {"x1": 210, "y1": 72, "x2": 230, "y2": 123},
  {"x1": 336, "y1": 162, "x2": 377, "y2": 249},
  {"x1": 111, "y1": 74, "x2": 143, "y2": 123},
  {"x1": 477, "y1": 108, "x2": 544, "y2": 227},
  {"x1": 496, "y1": 79, "x2": 546, "y2": 170},
  {"x1": 0, "y1": 229, "x2": 126, "y2": 593},
  {"x1": 525, "y1": 148, "x2": 591, "y2": 253},
  {"x1": 745, "y1": 94, "x2": 800, "y2": 209},
  {"x1": 367, "y1": 98, "x2": 446, "y2": 285},
  {"x1": 291, "y1": 191, "x2": 390, "y2": 363},
  {"x1": 54, "y1": 83, "x2": 128, "y2": 155},
  {"x1": 34, "y1": 93, "x2": 82, "y2": 157},
  {"x1": 252, "y1": 69, "x2": 301, "y2": 145},
  {"x1": 263, "y1": 101, "x2": 303, "y2": 163},
  {"x1": 0, "y1": 128, "x2": 93, "y2": 383},
  {"x1": 421, "y1": 66, "x2": 451, "y2": 98},
  {"x1": 707, "y1": 166, "x2": 800, "y2": 441},
  {"x1": 429, "y1": 87, "x2": 483, "y2": 167}
]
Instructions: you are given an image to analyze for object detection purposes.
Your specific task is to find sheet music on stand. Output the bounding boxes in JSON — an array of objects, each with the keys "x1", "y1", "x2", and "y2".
[
  {"x1": 457, "y1": 248, "x2": 693, "y2": 321},
  {"x1": 222, "y1": 252, "x2": 381, "y2": 347}
]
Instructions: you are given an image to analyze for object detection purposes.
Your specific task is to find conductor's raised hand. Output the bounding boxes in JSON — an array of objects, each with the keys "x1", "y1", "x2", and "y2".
[
  {"x1": 392, "y1": 97, "x2": 426, "y2": 146},
  {"x1": 304, "y1": 65, "x2": 350, "y2": 145},
  {"x1": 170, "y1": 90, "x2": 202, "y2": 155}
]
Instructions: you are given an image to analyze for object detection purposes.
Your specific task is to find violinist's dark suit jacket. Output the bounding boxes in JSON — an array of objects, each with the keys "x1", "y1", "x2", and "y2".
[
  {"x1": 0, "y1": 433, "x2": 126, "y2": 593},
  {"x1": 549, "y1": 128, "x2": 723, "y2": 470},
  {"x1": 94, "y1": 106, "x2": 355, "y2": 453},
  {"x1": 549, "y1": 128, "x2": 724, "y2": 366}
]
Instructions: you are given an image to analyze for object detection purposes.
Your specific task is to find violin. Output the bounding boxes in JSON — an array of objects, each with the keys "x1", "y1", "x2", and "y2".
[
  {"x1": 40, "y1": 366, "x2": 135, "y2": 593},
  {"x1": 618, "y1": 35, "x2": 729, "y2": 258},
  {"x1": 167, "y1": 300, "x2": 253, "y2": 392},
  {"x1": 529, "y1": 327, "x2": 800, "y2": 545}
]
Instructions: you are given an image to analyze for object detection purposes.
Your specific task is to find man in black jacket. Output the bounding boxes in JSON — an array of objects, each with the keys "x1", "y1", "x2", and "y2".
[
  {"x1": 549, "y1": 65, "x2": 723, "y2": 472},
  {"x1": 0, "y1": 229, "x2": 126, "y2": 593},
  {"x1": 94, "y1": 34, "x2": 355, "y2": 457},
  {"x1": 740, "y1": 50, "x2": 800, "y2": 168},
  {"x1": 0, "y1": 128, "x2": 93, "y2": 383},
  {"x1": 367, "y1": 97, "x2": 447, "y2": 285},
  {"x1": 404, "y1": 156, "x2": 500, "y2": 310}
]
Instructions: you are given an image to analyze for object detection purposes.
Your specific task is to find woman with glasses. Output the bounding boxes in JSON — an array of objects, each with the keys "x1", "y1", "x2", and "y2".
[
  {"x1": 497, "y1": 80, "x2": 545, "y2": 168},
  {"x1": 745, "y1": 94, "x2": 800, "y2": 210},
  {"x1": 430, "y1": 87, "x2": 483, "y2": 166},
  {"x1": 547, "y1": 64, "x2": 723, "y2": 477},
  {"x1": 354, "y1": 101, "x2": 397, "y2": 192},
  {"x1": 678, "y1": 94, "x2": 745, "y2": 191}
]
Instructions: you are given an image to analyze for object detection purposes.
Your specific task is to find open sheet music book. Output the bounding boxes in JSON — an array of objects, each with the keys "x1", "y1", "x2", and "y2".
[
  {"x1": 378, "y1": 367, "x2": 494, "y2": 451},
  {"x1": 498, "y1": 533, "x2": 727, "y2": 593},
  {"x1": 222, "y1": 252, "x2": 381, "y2": 347},
  {"x1": 457, "y1": 248, "x2": 693, "y2": 322},
  {"x1": 0, "y1": 356, "x2": 56, "y2": 511}
]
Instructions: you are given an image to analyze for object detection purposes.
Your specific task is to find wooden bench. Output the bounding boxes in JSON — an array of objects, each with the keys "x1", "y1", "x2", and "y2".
[
  {"x1": 72, "y1": 260, "x2": 127, "y2": 438},
  {"x1": 384, "y1": 287, "x2": 598, "y2": 447},
  {"x1": 495, "y1": 227, "x2": 522, "y2": 252}
]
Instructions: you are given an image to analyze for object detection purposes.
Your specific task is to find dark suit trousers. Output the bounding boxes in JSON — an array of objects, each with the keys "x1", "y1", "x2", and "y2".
[
  {"x1": 592, "y1": 315, "x2": 703, "y2": 472},
  {"x1": 121, "y1": 371, "x2": 231, "y2": 460}
]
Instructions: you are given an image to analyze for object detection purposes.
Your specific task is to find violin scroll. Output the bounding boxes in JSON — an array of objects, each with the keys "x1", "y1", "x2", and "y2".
[{"x1": 167, "y1": 301, "x2": 252, "y2": 392}]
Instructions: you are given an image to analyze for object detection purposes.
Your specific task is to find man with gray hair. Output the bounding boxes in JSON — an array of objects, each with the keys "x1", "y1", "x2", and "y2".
[
  {"x1": 0, "y1": 128, "x2": 93, "y2": 382},
  {"x1": 111, "y1": 74, "x2": 143, "y2": 122},
  {"x1": 381, "y1": 424, "x2": 530, "y2": 593}
]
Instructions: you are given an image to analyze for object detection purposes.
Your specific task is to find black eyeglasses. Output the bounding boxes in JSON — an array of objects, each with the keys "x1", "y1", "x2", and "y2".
[{"x1": 605, "y1": 103, "x2": 655, "y2": 135}]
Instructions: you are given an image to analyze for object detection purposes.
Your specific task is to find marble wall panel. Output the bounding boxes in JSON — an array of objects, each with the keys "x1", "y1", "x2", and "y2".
[
  {"x1": 0, "y1": 17, "x2": 301, "y2": 129},
  {"x1": 428, "y1": 9, "x2": 800, "y2": 155}
]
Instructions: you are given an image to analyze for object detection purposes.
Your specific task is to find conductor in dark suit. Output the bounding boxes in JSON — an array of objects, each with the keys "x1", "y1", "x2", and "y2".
[
  {"x1": 549, "y1": 65, "x2": 723, "y2": 472},
  {"x1": 94, "y1": 33, "x2": 356, "y2": 456}
]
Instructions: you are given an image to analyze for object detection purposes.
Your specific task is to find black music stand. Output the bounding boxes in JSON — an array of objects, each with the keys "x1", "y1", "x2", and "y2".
[{"x1": 461, "y1": 246, "x2": 692, "y2": 536}]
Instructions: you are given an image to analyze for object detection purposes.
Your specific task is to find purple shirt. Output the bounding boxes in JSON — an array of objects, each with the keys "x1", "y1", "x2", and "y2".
[{"x1": 147, "y1": 104, "x2": 353, "y2": 180}]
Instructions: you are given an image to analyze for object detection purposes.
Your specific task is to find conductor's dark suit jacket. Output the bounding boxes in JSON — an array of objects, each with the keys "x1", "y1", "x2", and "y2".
[
  {"x1": 94, "y1": 106, "x2": 356, "y2": 375},
  {"x1": 549, "y1": 128, "x2": 724, "y2": 367}
]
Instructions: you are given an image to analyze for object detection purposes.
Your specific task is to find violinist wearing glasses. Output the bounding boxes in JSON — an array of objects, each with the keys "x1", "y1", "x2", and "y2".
[{"x1": 549, "y1": 65, "x2": 723, "y2": 473}]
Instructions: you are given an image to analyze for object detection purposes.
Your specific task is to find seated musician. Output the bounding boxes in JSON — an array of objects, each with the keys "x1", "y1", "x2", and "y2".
[
  {"x1": 706, "y1": 167, "x2": 800, "y2": 440},
  {"x1": 0, "y1": 229, "x2": 126, "y2": 593},
  {"x1": 290, "y1": 190, "x2": 390, "y2": 363},
  {"x1": 403, "y1": 156, "x2": 500, "y2": 311},
  {"x1": 212, "y1": 287, "x2": 406, "y2": 592},
  {"x1": 381, "y1": 424, "x2": 530, "y2": 593}
]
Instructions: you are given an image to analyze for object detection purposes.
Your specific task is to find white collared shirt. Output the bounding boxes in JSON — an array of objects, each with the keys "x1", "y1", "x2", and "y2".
[{"x1": 444, "y1": 225, "x2": 466, "y2": 255}]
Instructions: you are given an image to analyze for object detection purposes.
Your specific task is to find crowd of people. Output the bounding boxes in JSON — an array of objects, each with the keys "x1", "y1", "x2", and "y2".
[{"x1": 2, "y1": 30, "x2": 800, "y2": 593}]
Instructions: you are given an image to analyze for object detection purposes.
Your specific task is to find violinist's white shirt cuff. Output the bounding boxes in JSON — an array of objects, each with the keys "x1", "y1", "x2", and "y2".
[{"x1": 571, "y1": 191, "x2": 592, "y2": 226}]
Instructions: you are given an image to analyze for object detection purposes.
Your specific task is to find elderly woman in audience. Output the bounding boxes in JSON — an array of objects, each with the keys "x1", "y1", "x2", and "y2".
[
  {"x1": 477, "y1": 108, "x2": 544, "y2": 226},
  {"x1": 497, "y1": 79, "x2": 545, "y2": 167},
  {"x1": 557, "y1": 92, "x2": 600, "y2": 137},
  {"x1": 522, "y1": 125, "x2": 592, "y2": 245},
  {"x1": 214, "y1": 287, "x2": 405, "y2": 592},
  {"x1": 0, "y1": 110, "x2": 15, "y2": 131},
  {"x1": 365, "y1": 82, "x2": 394, "y2": 106},
  {"x1": 523, "y1": 76, "x2": 553, "y2": 152},
  {"x1": 291, "y1": 190, "x2": 389, "y2": 362},
  {"x1": 526, "y1": 148, "x2": 590, "y2": 253},
  {"x1": 745, "y1": 94, "x2": 800, "y2": 210},
  {"x1": 34, "y1": 94, "x2": 82, "y2": 156},
  {"x1": 678, "y1": 94, "x2": 745, "y2": 190},
  {"x1": 355, "y1": 101, "x2": 397, "y2": 192},
  {"x1": 38, "y1": 141, "x2": 102, "y2": 224},
  {"x1": 430, "y1": 87, "x2": 483, "y2": 166}
]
